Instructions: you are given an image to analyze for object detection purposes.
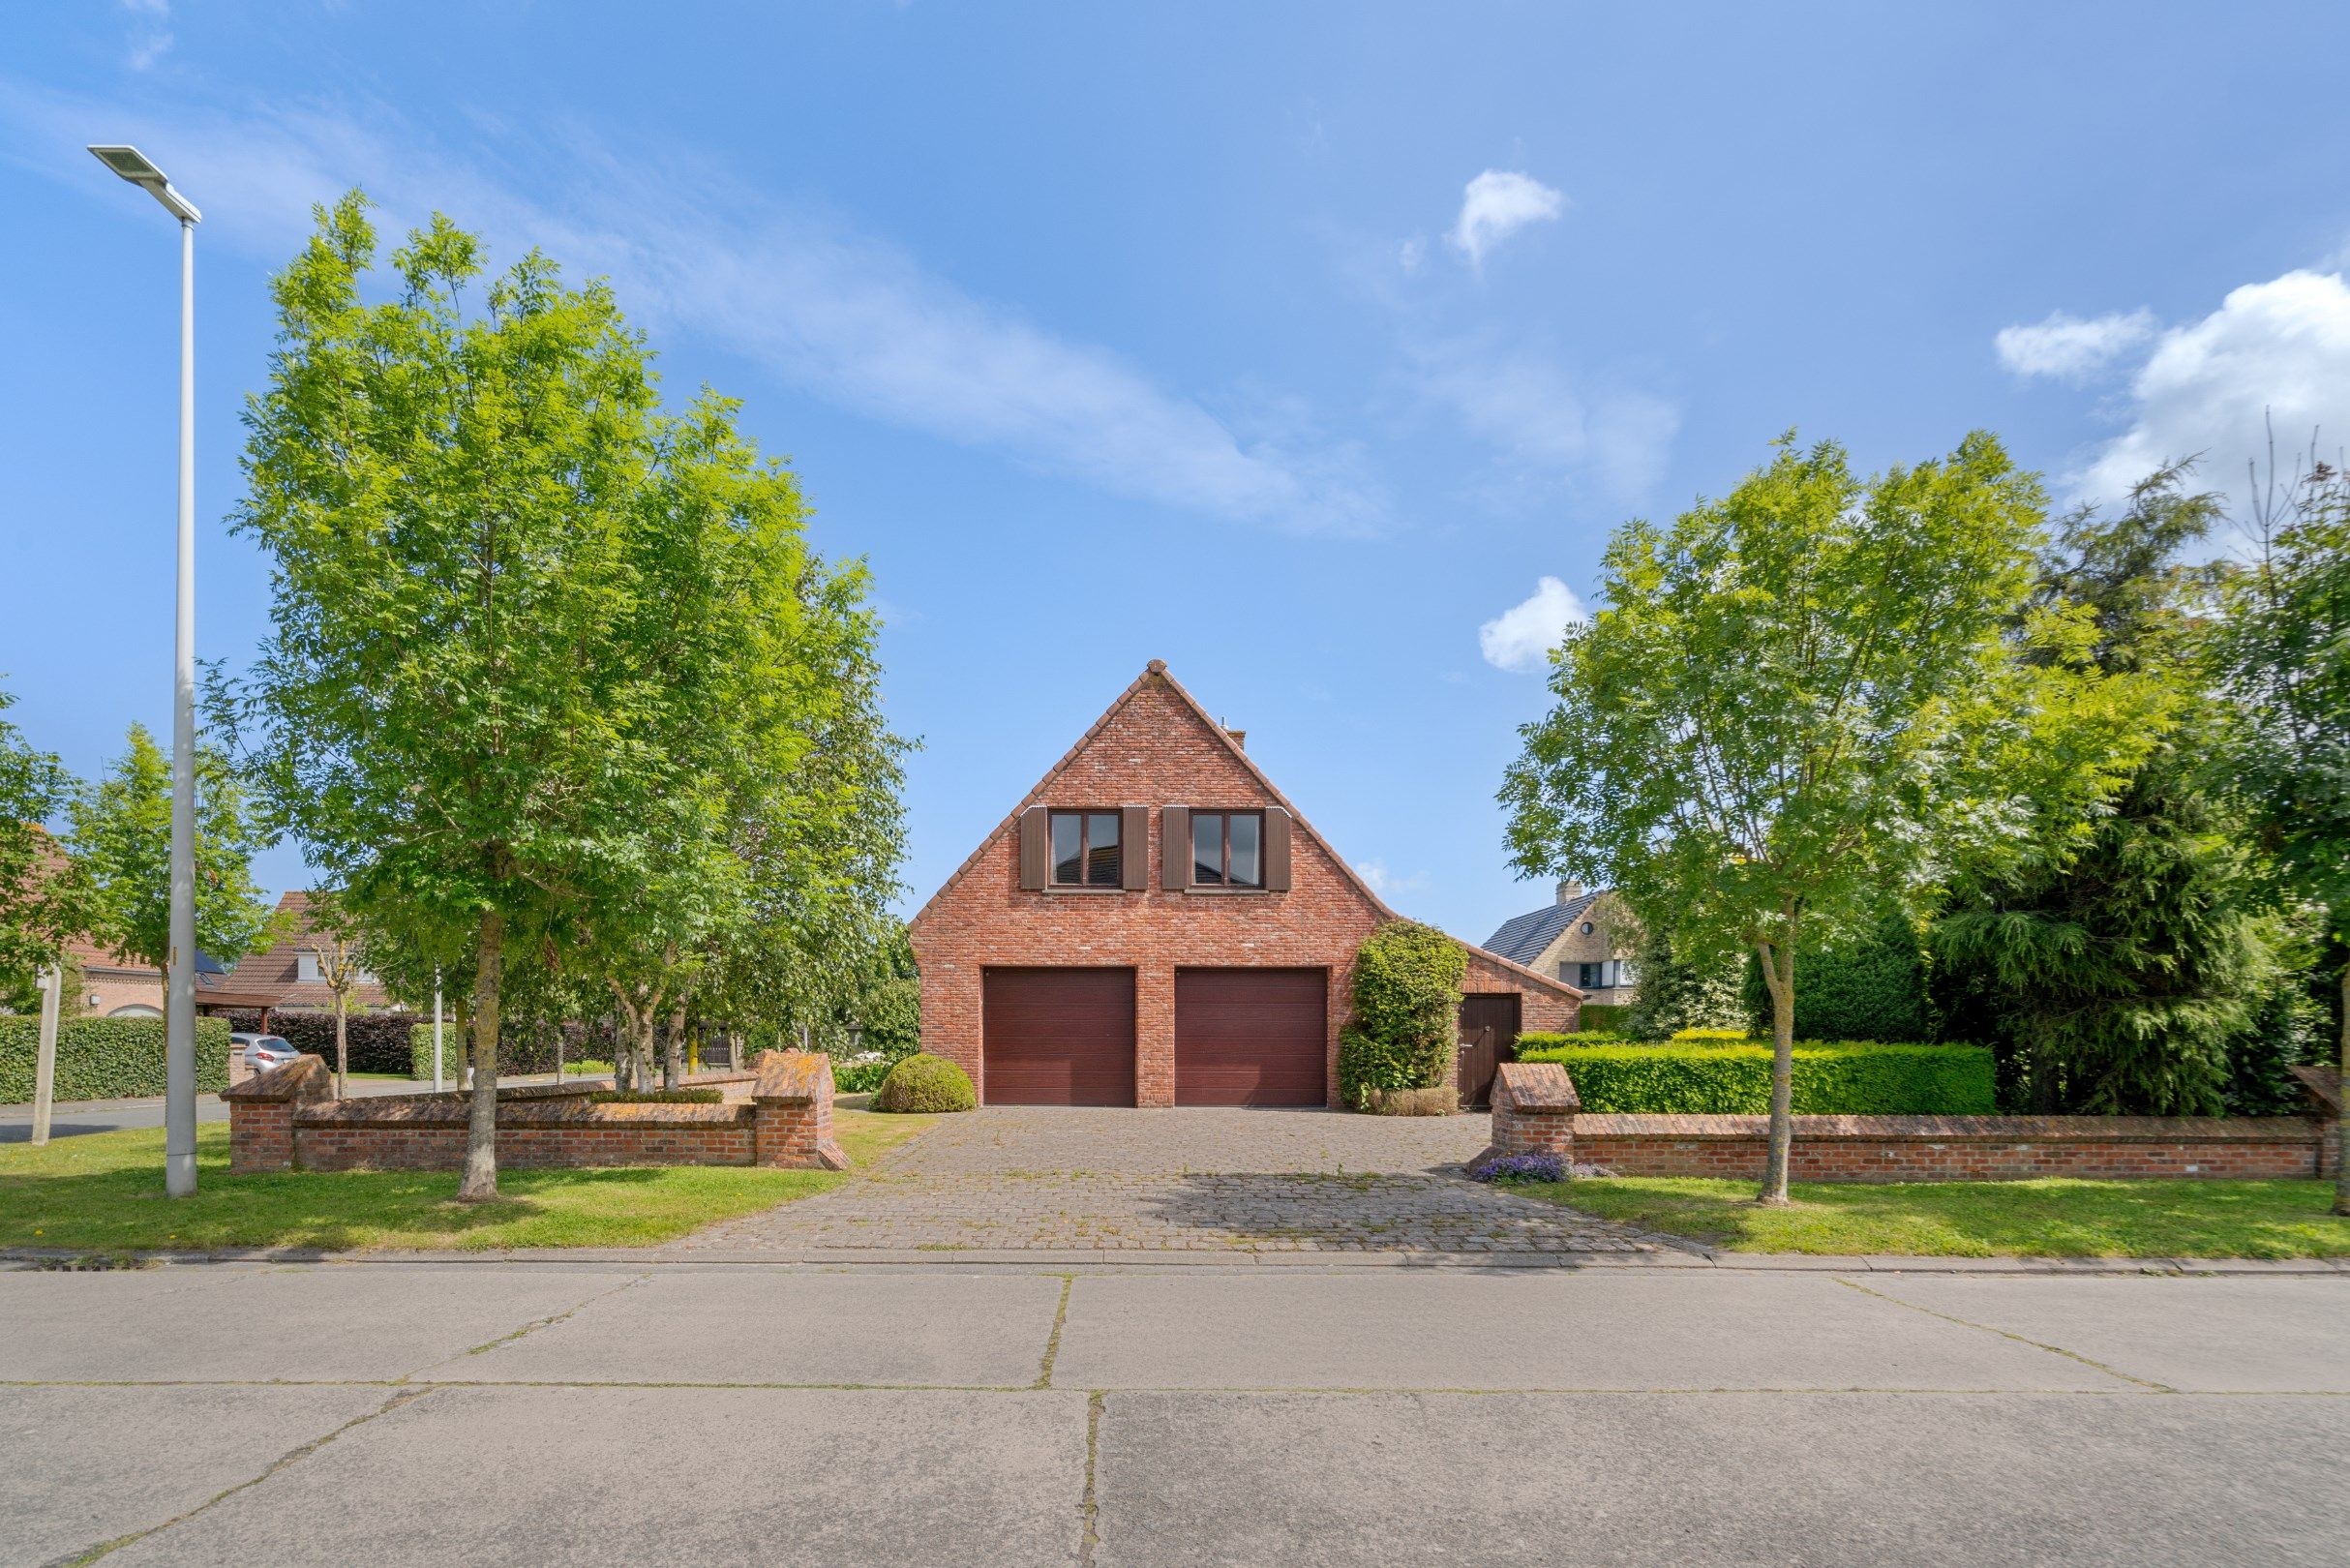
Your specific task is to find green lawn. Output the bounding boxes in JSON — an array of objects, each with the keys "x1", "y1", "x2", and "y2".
[
  {"x1": 0, "y1": 1109, "x2": 932, "y2": 1254},
  {"x1": 1523, "y1": 1176, "x2": 2350, "y2": 1258}
]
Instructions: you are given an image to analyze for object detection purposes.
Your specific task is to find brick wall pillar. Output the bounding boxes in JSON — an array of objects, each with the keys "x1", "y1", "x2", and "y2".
[
  {"x1": 750, "y1": 1049, "x2": 849, "y2": 1170},
  {"x1": 220, "y1": 1054, "x2": 334, "y2": 1173},
  {"x1": 2294, "y1": 1066, "x2": 2341, "y2": 1180},
  {"x1": 1470, "y1": 1061, "x2": 1580, "y2": 1174}
]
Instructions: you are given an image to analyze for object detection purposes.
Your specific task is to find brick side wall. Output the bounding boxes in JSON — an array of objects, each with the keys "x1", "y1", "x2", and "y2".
[
  {"x1": 909, "y1": 670, "x2": 1580, "y2": 1108},
  {"x1": 1571, "y1": 1113, "x2": 2332, "y2": 1182},
  {"x1": 224, "y1": 1057, "x2": 840, "y2": 1173}
]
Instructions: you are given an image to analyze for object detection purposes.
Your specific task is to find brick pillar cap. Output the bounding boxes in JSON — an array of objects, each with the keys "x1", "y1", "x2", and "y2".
[
  {"x1": 1494, "y1": 1060, "x2": 1580, "y2": 1112},
  {"x1": 221, "y1": 1053, "x2": 335, "y2": 1103},
  {"x1": 2289, "y1": 1064, "x2": 2341, "y2": 1116},
  {"x1": 751, "y1": 1048, "x2": 832, "y2": 1104}
]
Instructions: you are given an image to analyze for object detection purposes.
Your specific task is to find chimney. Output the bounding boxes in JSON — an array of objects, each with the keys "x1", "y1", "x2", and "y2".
[
  {"x1": 1556, "y1": 879, "x2": 1584, "y2": 905},
  {"x1": 1226, "y1": 728, "x2": 1246, "y2": 751}
]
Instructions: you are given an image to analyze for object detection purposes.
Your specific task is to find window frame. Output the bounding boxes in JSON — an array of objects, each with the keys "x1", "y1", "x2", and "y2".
[
  {"x1": 1187, "y1": 809, "x2": 1267, "y2": 890},
  {"x1": 1046, "y1": 808, "x2": 1124, "y2": 889}
]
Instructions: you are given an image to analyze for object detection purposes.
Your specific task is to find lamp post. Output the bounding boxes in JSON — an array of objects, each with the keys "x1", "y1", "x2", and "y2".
[{"x1": 89, "y1": 145, "x2": 202, "y2": 1198}]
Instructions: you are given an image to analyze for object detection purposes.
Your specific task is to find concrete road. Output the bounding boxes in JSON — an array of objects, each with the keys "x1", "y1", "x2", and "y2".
[
  {"x1": 1, "y1": 1260, "x2": 2342, "y2": 1566},
  {"x1": 0, "y1": 1076, "x2": 594, "y2": 1143}
]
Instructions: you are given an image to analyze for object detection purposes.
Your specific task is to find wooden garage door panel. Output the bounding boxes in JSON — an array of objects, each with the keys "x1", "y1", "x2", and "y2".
[
  {"x1": 1175, "y1": 968, "x2": 1326, "y2": 1107},
  {"x1": 983, "y1": 968, "x2": 1136, "y2": 1106}
]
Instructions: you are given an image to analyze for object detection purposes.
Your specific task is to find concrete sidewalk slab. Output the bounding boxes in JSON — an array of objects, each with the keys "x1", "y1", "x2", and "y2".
[
  {"x1": 422, "y1": 1269, "x2": 1067, "y2": 1388},
  {"x1": 1048, "y1": 1270, "x2": 2139, "y2": 1391},
  {"x1": 0, "y1": 1264, "x2": 638, "y2": 1382},
  {"x1": 1855, "y1": 1274, "x2": 2350, "y2": 1391},
  {"x1": 0, "y1": 1384, "x2": 390, "y2": 1567},
  {"x1": 1091, "y1": 1389, "x2": 2350, "y2": 1567},
  {"x1": 100, "y1": 1385, "x2": 1089, "y2": 1567}
]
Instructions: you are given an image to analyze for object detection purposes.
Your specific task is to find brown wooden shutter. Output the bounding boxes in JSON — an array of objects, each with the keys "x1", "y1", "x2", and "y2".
[
  {"x1": 1017, "y1": 806, "x2": 1049, "y2": 890},
  {"x1": 1161, "y1": 805, "x2": 1190, "y2": 890},
  {"x1": 1263, "y1": 808, "x2": 1292, "y2": 891},
  {"x1": 1121, "y1": 805, "x2": 1148, "y2": 890}
]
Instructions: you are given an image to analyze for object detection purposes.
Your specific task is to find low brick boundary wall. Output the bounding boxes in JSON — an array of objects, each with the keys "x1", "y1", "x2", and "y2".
[
  {"x1": 225, "y1": 1051, "x2": 847, "y2": 1174},
  {"x1": 1471, "y1": 1062, "x2": 2339, "y2": 1183}
]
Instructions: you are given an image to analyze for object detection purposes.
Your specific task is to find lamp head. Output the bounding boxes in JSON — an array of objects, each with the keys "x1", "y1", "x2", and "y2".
[{"x1": 87, "y1": 144, "x2": 200, "y2": 223}]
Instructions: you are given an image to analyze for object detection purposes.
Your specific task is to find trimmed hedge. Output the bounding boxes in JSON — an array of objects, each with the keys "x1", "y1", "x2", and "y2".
[
  {"x1": 586, "y1": 1088, "x2": 723, "y2": 1104},
  {"x1": 407, "y1": 1022, "x2": 572, "y2": 1078},
  {"x1": 230, "y1": 1011, "x2": 419, "y2": 1075},
  {"x1": 1513, "y1": 1038, "x2": 1996, "y2": 1115},
  {"x1": 0, "y1": 1016, "x2": 232, "y2": 1102},
  {"x1": 874, "y1": 1053, "x2": 976, "y2": 1113}
]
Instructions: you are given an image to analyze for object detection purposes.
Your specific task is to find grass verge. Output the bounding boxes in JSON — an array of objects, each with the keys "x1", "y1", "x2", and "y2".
[
  {"x1": 1521, "y1": 1175, "x2": 2350, "y2": 1258},
  {"x1": 0, "y1": 1108, "x2": 932, "y2": 1254}
]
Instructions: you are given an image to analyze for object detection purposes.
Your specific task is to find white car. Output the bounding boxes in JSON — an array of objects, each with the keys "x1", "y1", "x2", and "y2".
[{"x1": 233, "y1": 1033, "x2": 301, "y2": 1075}]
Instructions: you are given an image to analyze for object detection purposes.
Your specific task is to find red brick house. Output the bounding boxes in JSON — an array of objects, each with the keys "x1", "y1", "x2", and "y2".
[{"x1": 907, "y1": 661, "x2": 1582, "y2": 1108}]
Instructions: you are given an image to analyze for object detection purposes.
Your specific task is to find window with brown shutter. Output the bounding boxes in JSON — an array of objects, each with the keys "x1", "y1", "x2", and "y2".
[
  {"x1": 1161, "y1": 806, "x2": 1190, "y2": 890},
  {"x1": 1047, "y1": 810, "x2": 1123, "y2": 888},
  {"x1": 1185, "y1": 810, "x2": 1268, "y2": 889},
  {"x1": 1017, "y1": 806, "x2": 1049, "y2": 890},
  {"x1": 1264, "y1": 808, "x2": 1292, "y2": 890}
]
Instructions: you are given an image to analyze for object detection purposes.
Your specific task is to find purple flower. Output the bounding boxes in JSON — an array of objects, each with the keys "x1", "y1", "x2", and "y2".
[{"x1": 1474, "y1": 1152, "x2": 1565, "y2": 1185}]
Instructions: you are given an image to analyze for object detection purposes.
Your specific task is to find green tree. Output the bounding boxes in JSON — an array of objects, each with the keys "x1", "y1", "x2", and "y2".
[
  {"x1": 1618, "y1": 920, "x2": 1745, "y2": 1040},
  {"x1": 1502, "y1": 434, "x2": 2158, "y2": 1201},
  {"x1": 2208, "y1": 446, "x2": 2350, "y2": 1211},
  {"x1": 234, "y1": 194, "x2": 721, "y2": 1199},
  {"x1": 67, "y1": 722, "x2": 278, "y2": 978},
  {"x1": 1935, "y1": 467, "x2": 2293, "y2": 1115},
  {"x1": 0, "y1": 683, "x2": 87, "y2": 1012}
]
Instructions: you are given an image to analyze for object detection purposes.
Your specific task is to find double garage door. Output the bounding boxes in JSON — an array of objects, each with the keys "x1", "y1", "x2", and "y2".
[{"x1": 981, "y1": 966, "x2": 1326, "y2": 1107}]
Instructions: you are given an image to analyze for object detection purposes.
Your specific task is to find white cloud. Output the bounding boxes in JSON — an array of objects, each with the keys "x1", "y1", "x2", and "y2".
[
  {"x1": 120, "y1": 0, "x2": 172, "y2": 71},
  {"x1": 1994, "y1": 309, "x2": 2154, "y2": 381},
  {"x1": 2067, "y1": 271, "x2": 2350, "y2": 506},
  {"x1": 1447, "y1": 170, "x2": 1565, "y2": 270},
  {"x1": 1354, "y1": 859, "x2": 1427, "y2": 899},
  {"x1": 1416, "y1": 343, "x2": 1679, "y2": 498},
  {"x1": 0, "y1": 83, "x2": 1385, "y2": 536},
  {"x1": 1479, "y1": 576, "x2": 1586, "y2": 673}
]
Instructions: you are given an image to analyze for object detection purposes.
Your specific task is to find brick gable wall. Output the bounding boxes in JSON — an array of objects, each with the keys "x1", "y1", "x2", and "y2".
[{"x1": 909, "y1": 667, "x2": 1578, "y2": 1108}]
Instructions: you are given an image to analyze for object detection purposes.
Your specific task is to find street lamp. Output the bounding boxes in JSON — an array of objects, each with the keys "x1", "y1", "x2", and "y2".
[{"x1": 90, "y1": 143, "x2": 202, "y2": 1198}]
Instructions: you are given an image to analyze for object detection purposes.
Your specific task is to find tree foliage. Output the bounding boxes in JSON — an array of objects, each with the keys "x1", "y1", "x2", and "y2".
[
  {"x1": 1501, "y1": 433, "x2": 2159, "y2": 1199},
  {"x1": 66, "y1": 722, "x2": 278, "y2": 975},
  {"x1": 2205, "y1": 440, "x2": 2350, "y2": 1210},
  {"x1": 0, "y1": 682, "x2": 85, "y2": 1011}
]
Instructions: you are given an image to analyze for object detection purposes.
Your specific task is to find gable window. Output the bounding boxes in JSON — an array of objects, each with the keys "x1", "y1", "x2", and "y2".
[
  {"x1": 1189, "y1": 810, "x2": 1264, "y2": 889},
  {"x1": 1049, "y1": 810, "x2": 1123, "y2": 888}
]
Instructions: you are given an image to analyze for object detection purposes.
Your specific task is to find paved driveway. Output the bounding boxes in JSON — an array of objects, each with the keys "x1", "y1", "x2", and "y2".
[{"x1": 672, "y1": 1104, "x2": 1659, "y2": 1256}]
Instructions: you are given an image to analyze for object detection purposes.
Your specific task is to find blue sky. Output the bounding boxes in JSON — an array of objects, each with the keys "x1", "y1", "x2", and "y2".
[{"x1": 5, "y1": 2, "x2": 2349, "y2": 944}]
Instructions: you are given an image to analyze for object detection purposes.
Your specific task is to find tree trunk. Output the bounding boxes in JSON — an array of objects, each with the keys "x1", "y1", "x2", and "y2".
[
  {"x1": 1756, "y1": 932, "x2": 1797, "y2": 1206},
  {"x1": 333, "y1": 995, "x2": 349, "y2": 1100},
  {"x1": 453, "y1": 998, "x2": 470, "y2": 1093},
  {"x1": 2335, "y1": 963, "x2": 2348, "y2": 1218},
  {"x1": 456, "y1": 910, "x2": 503, "y2": 1202},
  {"x1": 663, "y1": 1004, "x2": 687, "y2": 1090}
]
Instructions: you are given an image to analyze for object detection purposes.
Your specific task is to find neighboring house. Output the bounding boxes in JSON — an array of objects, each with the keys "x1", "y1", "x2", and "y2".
[
  {"x1": 908, "y1": 661, "x2": 1582, "y2": 1109},
  {"x1": 216, "y1": 890, "x2": 392, "y2": 1018},
  {"x1": 1482, "y1": 882, "x2": 1641, "y2": 1010}
]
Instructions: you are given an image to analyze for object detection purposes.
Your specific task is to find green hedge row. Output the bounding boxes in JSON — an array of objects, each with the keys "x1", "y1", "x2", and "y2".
[
  {"x1": 0, "y1": 1016, "x2": 232, "y2": 1102},
  {"x1": 407, "y1": 1023, "x2": 569, "y2": 1078},
  {"x1": 1513, "y1": 1037, "x2": 1996, "y2": 1115}
]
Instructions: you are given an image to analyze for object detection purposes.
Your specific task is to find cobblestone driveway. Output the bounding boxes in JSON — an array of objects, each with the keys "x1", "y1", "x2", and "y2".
[{"x1": 671, "y1": 1106, "x2": 1660, "y2": 1256}]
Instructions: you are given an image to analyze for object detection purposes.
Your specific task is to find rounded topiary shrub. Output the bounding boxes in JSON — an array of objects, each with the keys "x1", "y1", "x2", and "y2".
[{"x1": 874, "y1": 1052, "x2": 977, "y2": 1113}]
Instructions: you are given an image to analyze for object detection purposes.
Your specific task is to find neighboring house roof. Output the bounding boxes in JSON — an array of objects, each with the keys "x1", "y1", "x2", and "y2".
[
  {"x1": 227, "y1": 890, "x2": 395, "y2": 1012},
  {"x1": 1482, "y1": 889, "x2": 1606, "y2": 967},
  {"x1": 913, "y1": 660, "x2": 1582, "y2": 1001}
]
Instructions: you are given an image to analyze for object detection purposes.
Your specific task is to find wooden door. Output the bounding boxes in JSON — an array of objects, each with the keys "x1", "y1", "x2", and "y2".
[{"x1": 1455, "y1": 992, "x2": 1521, "y2": 1109}]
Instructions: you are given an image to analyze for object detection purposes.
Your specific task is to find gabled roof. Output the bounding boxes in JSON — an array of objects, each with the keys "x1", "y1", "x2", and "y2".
[
  {"x1": 912, "y1": 661, "x2": 1582, "y2": 1000},
  {"x1": 1482, "y1": 889, "x2": 1605, "y2": 966}
]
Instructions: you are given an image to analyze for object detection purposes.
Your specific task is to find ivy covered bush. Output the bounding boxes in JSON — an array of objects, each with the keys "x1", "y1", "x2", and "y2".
[
  {"x1": 0, "y1": 1016, "x2": 231, "y2": 1101},
  {"x1": 1513, "y1": 1038, "x2": 1995, "y2": 1115},
  {"x1": 874, "y1": 1052, "x2": 976, "y2": 1113},
  {"x1": 1338, "y1": 920, "x2": 1465, "y2": 1111}
]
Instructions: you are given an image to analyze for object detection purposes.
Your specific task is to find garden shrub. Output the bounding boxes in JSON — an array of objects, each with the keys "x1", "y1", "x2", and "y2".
[
  {"x1": 586, "y1": 1088, "x2": 724, "y2": 1104},
  {"x1": 874, "y1": 1052, "x2": 976, "y2": 1113},
  {"x1": 408, "y1": 1021, "x2": 571, "y2": 1078},
  {"x1": 1740, "y1": 915, "x2": 1936, "y2": 1043},
  {"x1": 1671, "y1": 1027, "x2": 1748, "y2": 1042},
  {"x1": 1512, "y1": 1040, "x2": 1996, "y2": 1115},
  {"x1": 1364, "y1": 1084, "x2": 1459, "y2": 1116},
  {"x1": 1340, "y1": 920, "x2": 1465, "y2": 1110},
  {"x1": 1577, "y1": 1003, "x2": 1632, "y2": 1033},
  {"x1": 0, "y1": 1016, "x2": 231, "y2": 1101},
  {"x1": 830, "y1": 1058, "x2": 893, "y2": 1094}
]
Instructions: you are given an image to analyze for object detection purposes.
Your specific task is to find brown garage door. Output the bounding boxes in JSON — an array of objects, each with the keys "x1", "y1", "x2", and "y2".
[
  {"x1": 982, "y1": 968, "x2": 1136, "y2": 1106},
  {"x1": 1175, "y1": 968, "x2": 1327, "y2": 1107}
]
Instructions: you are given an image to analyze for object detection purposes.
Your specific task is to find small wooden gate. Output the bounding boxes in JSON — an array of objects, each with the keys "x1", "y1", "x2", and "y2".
[{"x1": 1455, "y1": 993, "x2": 1522, "y2": 1110}]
